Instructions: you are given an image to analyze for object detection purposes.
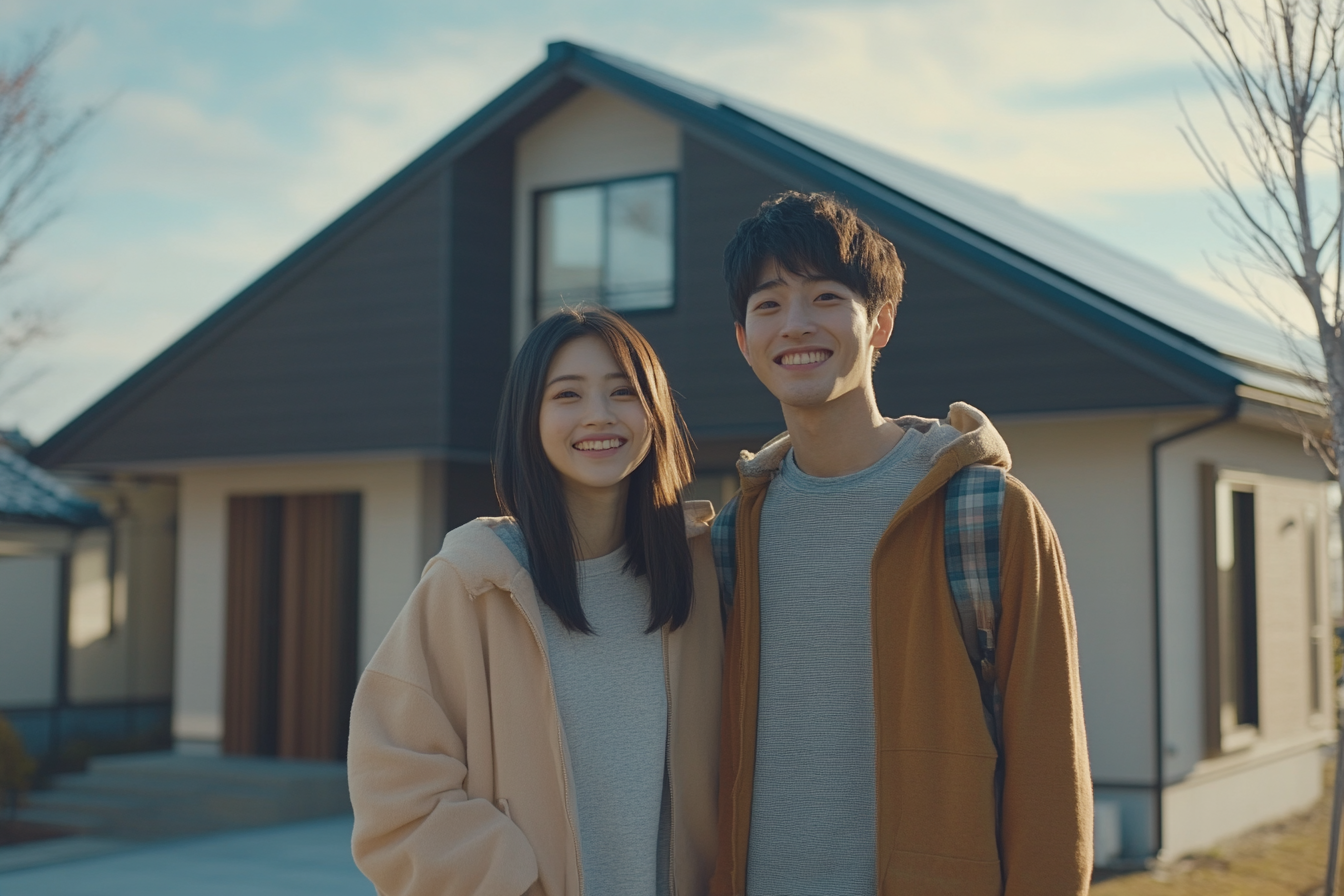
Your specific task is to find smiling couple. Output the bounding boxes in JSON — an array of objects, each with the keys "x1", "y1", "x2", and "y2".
[{"x1": 346, "y1": 193, "x2": 1093, "y2": 896}]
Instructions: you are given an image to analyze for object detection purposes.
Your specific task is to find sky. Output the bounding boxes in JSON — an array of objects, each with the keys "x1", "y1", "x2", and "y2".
[{"x1": 0, "y1": 0, "x2": 1295, "y2": 439}]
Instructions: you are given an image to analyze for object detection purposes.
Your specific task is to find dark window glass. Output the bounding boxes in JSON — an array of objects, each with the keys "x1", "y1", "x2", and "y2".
[{"x1": 1217, "y1": 486, "x2": 1259, "y2": 733}]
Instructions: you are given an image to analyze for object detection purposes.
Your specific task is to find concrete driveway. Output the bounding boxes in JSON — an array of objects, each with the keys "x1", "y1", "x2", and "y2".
[{"x1": 0, "y1": 815, "x2": 371, "y2": 895}]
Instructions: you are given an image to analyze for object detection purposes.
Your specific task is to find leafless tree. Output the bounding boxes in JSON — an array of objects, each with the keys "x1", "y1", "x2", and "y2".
[
  {"x1": 0, "y1": 32, "x2": 93, "y2": 416},
  {"x1": 1157, "y1": 0, "x2": 1344, "y2": 887}
]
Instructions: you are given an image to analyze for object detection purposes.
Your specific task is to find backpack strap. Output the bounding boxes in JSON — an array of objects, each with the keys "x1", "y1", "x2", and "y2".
[
  {"x1": 943, "y1": 463, "x2": 1006, "y2": 734},
  {"x1": 943, "y1": 462, "x2": 1007, "y2": 853},
  {"x1": 711, "y1": 493, "x2": 741, "y2": 625}
]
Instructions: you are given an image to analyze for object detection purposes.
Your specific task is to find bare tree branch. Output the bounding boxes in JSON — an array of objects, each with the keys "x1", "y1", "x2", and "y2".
[{"x1": 0, "y1": 31, "x2": 95, "y2": 419}]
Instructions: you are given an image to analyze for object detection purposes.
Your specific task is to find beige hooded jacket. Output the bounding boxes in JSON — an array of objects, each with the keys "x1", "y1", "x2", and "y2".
[{"x1": 349, "y1": 505, "x2": 723, "y2": 896}]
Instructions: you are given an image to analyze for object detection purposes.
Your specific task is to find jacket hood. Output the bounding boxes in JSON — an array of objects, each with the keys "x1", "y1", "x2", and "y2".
[
  {"x1": 435, "y1": 500, "x2": 717, "y2": 597},
  {"x1": 736, "y1": 401, "x2": 1011, "y2": 490}
]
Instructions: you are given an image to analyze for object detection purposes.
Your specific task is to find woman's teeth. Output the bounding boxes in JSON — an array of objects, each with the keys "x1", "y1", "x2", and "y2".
[{"x1": 575, "y1": 438, "x2": 624, "y2": 451}]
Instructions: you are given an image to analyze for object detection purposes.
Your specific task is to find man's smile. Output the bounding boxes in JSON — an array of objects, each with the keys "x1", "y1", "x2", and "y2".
[{"x1": 775, "y1": 349, "x2": 833, "y2": 368}]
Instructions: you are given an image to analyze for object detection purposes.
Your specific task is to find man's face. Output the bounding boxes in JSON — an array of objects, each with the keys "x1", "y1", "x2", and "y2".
[{"x1": 735, "y1": 261, "x2": 895, "y2": 411}]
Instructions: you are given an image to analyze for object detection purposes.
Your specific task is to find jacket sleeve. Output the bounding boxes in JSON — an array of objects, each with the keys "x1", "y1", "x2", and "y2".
[
  {"x1": 995, "y1": 477, "x2": 1093, "y2": 894},
  {"x1": 348, "y1": 563, "x2": 539, "y2": 896}
]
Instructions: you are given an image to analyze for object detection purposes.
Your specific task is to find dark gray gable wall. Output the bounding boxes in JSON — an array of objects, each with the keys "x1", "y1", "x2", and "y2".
[
  {"x1": 650, "y1": 134, "x2": 1217, "y2": 469},
  {"x1": 448, "y1": 130, "x2": 515, "y2": 454},
  {"x1": 871, "y1": 227, "x2": 1207, "y2": 419},
  {"x1": 47, "y1": 175, "x2": 454, "y2": 465}
]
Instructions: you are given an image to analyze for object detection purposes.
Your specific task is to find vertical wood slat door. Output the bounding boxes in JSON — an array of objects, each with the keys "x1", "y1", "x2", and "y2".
[
  {"x1": 277, "y1": 494, "x2": 360, "y2": 760},
  {"x1": 224, "y1": 493, "x2": 359, "y2": 760},
  {"x1": 224, "y1": 496, "x2": 282, "y2": 756}
]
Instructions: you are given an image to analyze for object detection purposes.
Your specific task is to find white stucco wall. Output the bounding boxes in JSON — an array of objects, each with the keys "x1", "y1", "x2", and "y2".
[
  {"x1": 0, "y1": 552, "x2": 62, "y2": 706},
  {"x1": 172, "y1": 456, "x2": 439, "y2": 743},
  {"x1": 66, "y1": 477, "x2": 178, "y2": 704},
  {"x1": 512, "y1": 86, "x2": 681, "y2": 349},
  {"x1": 1156, "y1": 419, "x2": 1331, "y2": 781},
  {"x1": 1000, "y1": 409, "x2": 1333, "y2": 858},
  {"x1": 997, "y1": 413, "x2": 1157, "y2": 784}
]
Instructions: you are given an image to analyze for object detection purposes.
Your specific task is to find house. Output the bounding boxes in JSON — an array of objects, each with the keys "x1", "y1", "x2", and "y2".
[
  {"x1": 28, "y1": 40, "x2": 1336, "y2": 863},
  {"x1": 0, "y1": 441, "x2": 173, "y2": 767}
]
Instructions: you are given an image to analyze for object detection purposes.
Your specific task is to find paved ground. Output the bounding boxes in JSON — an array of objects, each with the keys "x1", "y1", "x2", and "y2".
[{"x1": 0, "y1": 815, "x2": 371, "y2": 895}]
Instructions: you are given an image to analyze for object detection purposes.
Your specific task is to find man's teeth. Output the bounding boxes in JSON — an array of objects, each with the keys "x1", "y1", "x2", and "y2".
[
  {"x1": 575, "y1": 438, "x2": 624, "y2": 451},
  {"x1": 780, "y1": 351, "x2": 829, "y2": 366}
]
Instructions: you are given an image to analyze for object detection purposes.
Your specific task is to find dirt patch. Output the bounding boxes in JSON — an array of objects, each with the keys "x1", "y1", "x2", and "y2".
[{"x1": 1093, "y1": 761, "x2": 1335, "y2": 896}]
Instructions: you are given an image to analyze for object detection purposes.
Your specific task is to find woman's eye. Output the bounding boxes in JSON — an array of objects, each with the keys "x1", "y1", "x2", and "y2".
[
  {"x1": 612, "y1": 387, "x2": 635, "y2": 397},
  {"x1": 553, "y1": 389, "x2": 579, "y2": 400}
]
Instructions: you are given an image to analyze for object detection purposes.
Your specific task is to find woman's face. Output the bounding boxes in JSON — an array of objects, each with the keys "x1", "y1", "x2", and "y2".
[{"x1": 539, "y1": 334, "x2": 652, "y2": 495}]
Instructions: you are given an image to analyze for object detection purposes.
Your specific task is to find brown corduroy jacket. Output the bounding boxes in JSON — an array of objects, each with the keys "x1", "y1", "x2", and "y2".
[{"x1": 709, "y1": 403, "x2": 1092, "y2": 896}]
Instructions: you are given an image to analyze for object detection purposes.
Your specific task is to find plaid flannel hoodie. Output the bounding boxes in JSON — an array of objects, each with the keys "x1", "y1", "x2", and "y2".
[{"x1": 709, "y1": 402, "x2": 1093, "y2": 896}]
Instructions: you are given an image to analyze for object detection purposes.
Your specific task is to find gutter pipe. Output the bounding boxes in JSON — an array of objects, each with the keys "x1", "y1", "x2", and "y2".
[{"x1": 1148, "y1": 399, "x2": 1240, "y2": 857}]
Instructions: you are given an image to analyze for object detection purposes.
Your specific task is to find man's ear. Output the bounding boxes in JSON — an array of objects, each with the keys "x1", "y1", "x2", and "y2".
[
  {"x1": 735, "y1": 322, "x2": 751, "y2": 363},
  {"x1": 869, "y1": 300, "x2": 896, "y2": 349}
]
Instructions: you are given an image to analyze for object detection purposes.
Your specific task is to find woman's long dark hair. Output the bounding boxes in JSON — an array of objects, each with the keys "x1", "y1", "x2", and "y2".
[{"x1": 494, "y1": 306, "x2": 695, "y2": 634}]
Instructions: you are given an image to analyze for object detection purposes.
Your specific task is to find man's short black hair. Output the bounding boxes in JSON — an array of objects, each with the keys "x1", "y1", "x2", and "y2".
[{"x1": 723, "y1": 192, "x2": 905, "y2": 325}]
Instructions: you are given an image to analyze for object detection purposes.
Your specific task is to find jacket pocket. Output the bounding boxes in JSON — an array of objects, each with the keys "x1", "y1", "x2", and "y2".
[{"x1": 877, "y1": 747, "x2": 1001, "y2": 892}]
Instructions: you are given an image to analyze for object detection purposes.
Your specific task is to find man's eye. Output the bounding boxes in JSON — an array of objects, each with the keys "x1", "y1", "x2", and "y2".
[
  {"x1": 752, "y1": 299, "x2": 779, "y2": 311},
  {"x1": 816, "y1": 292, "x2": 842, "y2": 302}
]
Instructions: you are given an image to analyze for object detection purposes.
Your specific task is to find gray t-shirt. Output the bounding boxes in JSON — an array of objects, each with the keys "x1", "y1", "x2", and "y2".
[
  {"x1": 532, "y1": 545, "x2": 667, "y2": 896},
  {"x1": 746, "y1": 423, "x2": 960, "y2": 896}
]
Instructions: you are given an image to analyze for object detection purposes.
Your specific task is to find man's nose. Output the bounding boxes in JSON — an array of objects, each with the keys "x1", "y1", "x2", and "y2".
[{"x1": 781, "y1": 298, "x2": 816, "y2": 337}]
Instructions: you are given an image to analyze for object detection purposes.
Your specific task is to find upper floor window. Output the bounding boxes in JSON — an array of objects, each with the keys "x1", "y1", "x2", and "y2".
[{"x1": 535, "y1": 174, "x2": 675, "y2": 318}]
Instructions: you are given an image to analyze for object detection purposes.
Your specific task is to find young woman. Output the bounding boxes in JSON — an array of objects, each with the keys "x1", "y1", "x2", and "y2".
[{"x1": 348, "y1": 306, "x2": 722, "y2": 896}]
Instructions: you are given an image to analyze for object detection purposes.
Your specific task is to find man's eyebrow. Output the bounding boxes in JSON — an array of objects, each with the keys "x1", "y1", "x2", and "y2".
[
  {"x1": 545, "y1": 371, "x2": 630, "y2": 387},
  {"x1": 748, "y1": 274, "x2": 837, "y2": 296}
]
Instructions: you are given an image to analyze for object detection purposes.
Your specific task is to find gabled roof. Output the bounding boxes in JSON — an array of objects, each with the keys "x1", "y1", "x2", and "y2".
[
  {"x1": 560, "y1": 43, "x2": 1315, "y2": 398},
  {"x1": 34, "y1": 40, "x2": 1318, "y2": 466},
  {"x1": 0, "y1": 446, "x2": 104, "y2": 527}
]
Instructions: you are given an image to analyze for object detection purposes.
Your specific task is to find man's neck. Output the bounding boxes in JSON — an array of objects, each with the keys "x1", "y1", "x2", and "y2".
[{"x1": 782, "y1": 385, "x2": 903, "y2": 478}]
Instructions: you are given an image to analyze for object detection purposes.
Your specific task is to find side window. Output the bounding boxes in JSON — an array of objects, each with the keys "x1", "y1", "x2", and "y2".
[
  {"x1": 1213, "y1": 478, "x2": 1260, "y2": 749},
  {"x1": 535, "y1": 174, "x2": 675, "y2": 319}
]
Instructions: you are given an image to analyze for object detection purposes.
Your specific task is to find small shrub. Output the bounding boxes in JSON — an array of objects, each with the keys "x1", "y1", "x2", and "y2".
[{"x1": 0, "y1": 714, "x2": 36, "y2": 819}]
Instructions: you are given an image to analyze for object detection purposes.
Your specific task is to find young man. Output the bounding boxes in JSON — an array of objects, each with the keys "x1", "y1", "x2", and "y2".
[{"x1": 709, "y1": 192, "x2": 1091, "y2": 896}]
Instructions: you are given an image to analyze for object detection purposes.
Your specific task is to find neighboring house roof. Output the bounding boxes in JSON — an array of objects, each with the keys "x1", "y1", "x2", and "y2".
[
  {"x1": 0, "y1": 445, "x2": 105, "y2": 527},
  {"x1": 31, "y1": 41, "x2": 1320, "y2": 467}
]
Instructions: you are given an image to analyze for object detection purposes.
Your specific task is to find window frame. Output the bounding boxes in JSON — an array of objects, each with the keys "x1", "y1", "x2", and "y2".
[
  {"x1": 531, "y1": 171, "x2": 679, "y2": 322},
  {"x1": 1201, "y1": 465, "x2": 1263, "y2": 756}
]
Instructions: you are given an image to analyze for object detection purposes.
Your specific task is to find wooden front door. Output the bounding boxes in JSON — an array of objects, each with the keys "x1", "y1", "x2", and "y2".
[{"x1": 224, "y1": 493, "x2": 359, "y2": 760}]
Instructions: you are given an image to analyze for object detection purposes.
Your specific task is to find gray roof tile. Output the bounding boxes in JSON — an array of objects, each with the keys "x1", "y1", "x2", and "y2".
[{"x1": 0, "y1": 446, "x2": 105, "y2": 527}]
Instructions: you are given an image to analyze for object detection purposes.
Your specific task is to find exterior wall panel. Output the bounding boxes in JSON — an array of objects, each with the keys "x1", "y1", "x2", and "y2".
[
  {"x1": 654, "y1": 134, "x2": 791, "y2": 443},
  {"x1": 173, "y1": 457, "x2": 430, "y2": 746},
  {"x1": 450, "y1": 135, "x2": 515, "y2": 451},
  {"x1": 56, "y1": 177, "x2": 452, "y2": 464},
  {"x1": 869, "y1": 213, "x2": 1202, "y2": 418}
]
